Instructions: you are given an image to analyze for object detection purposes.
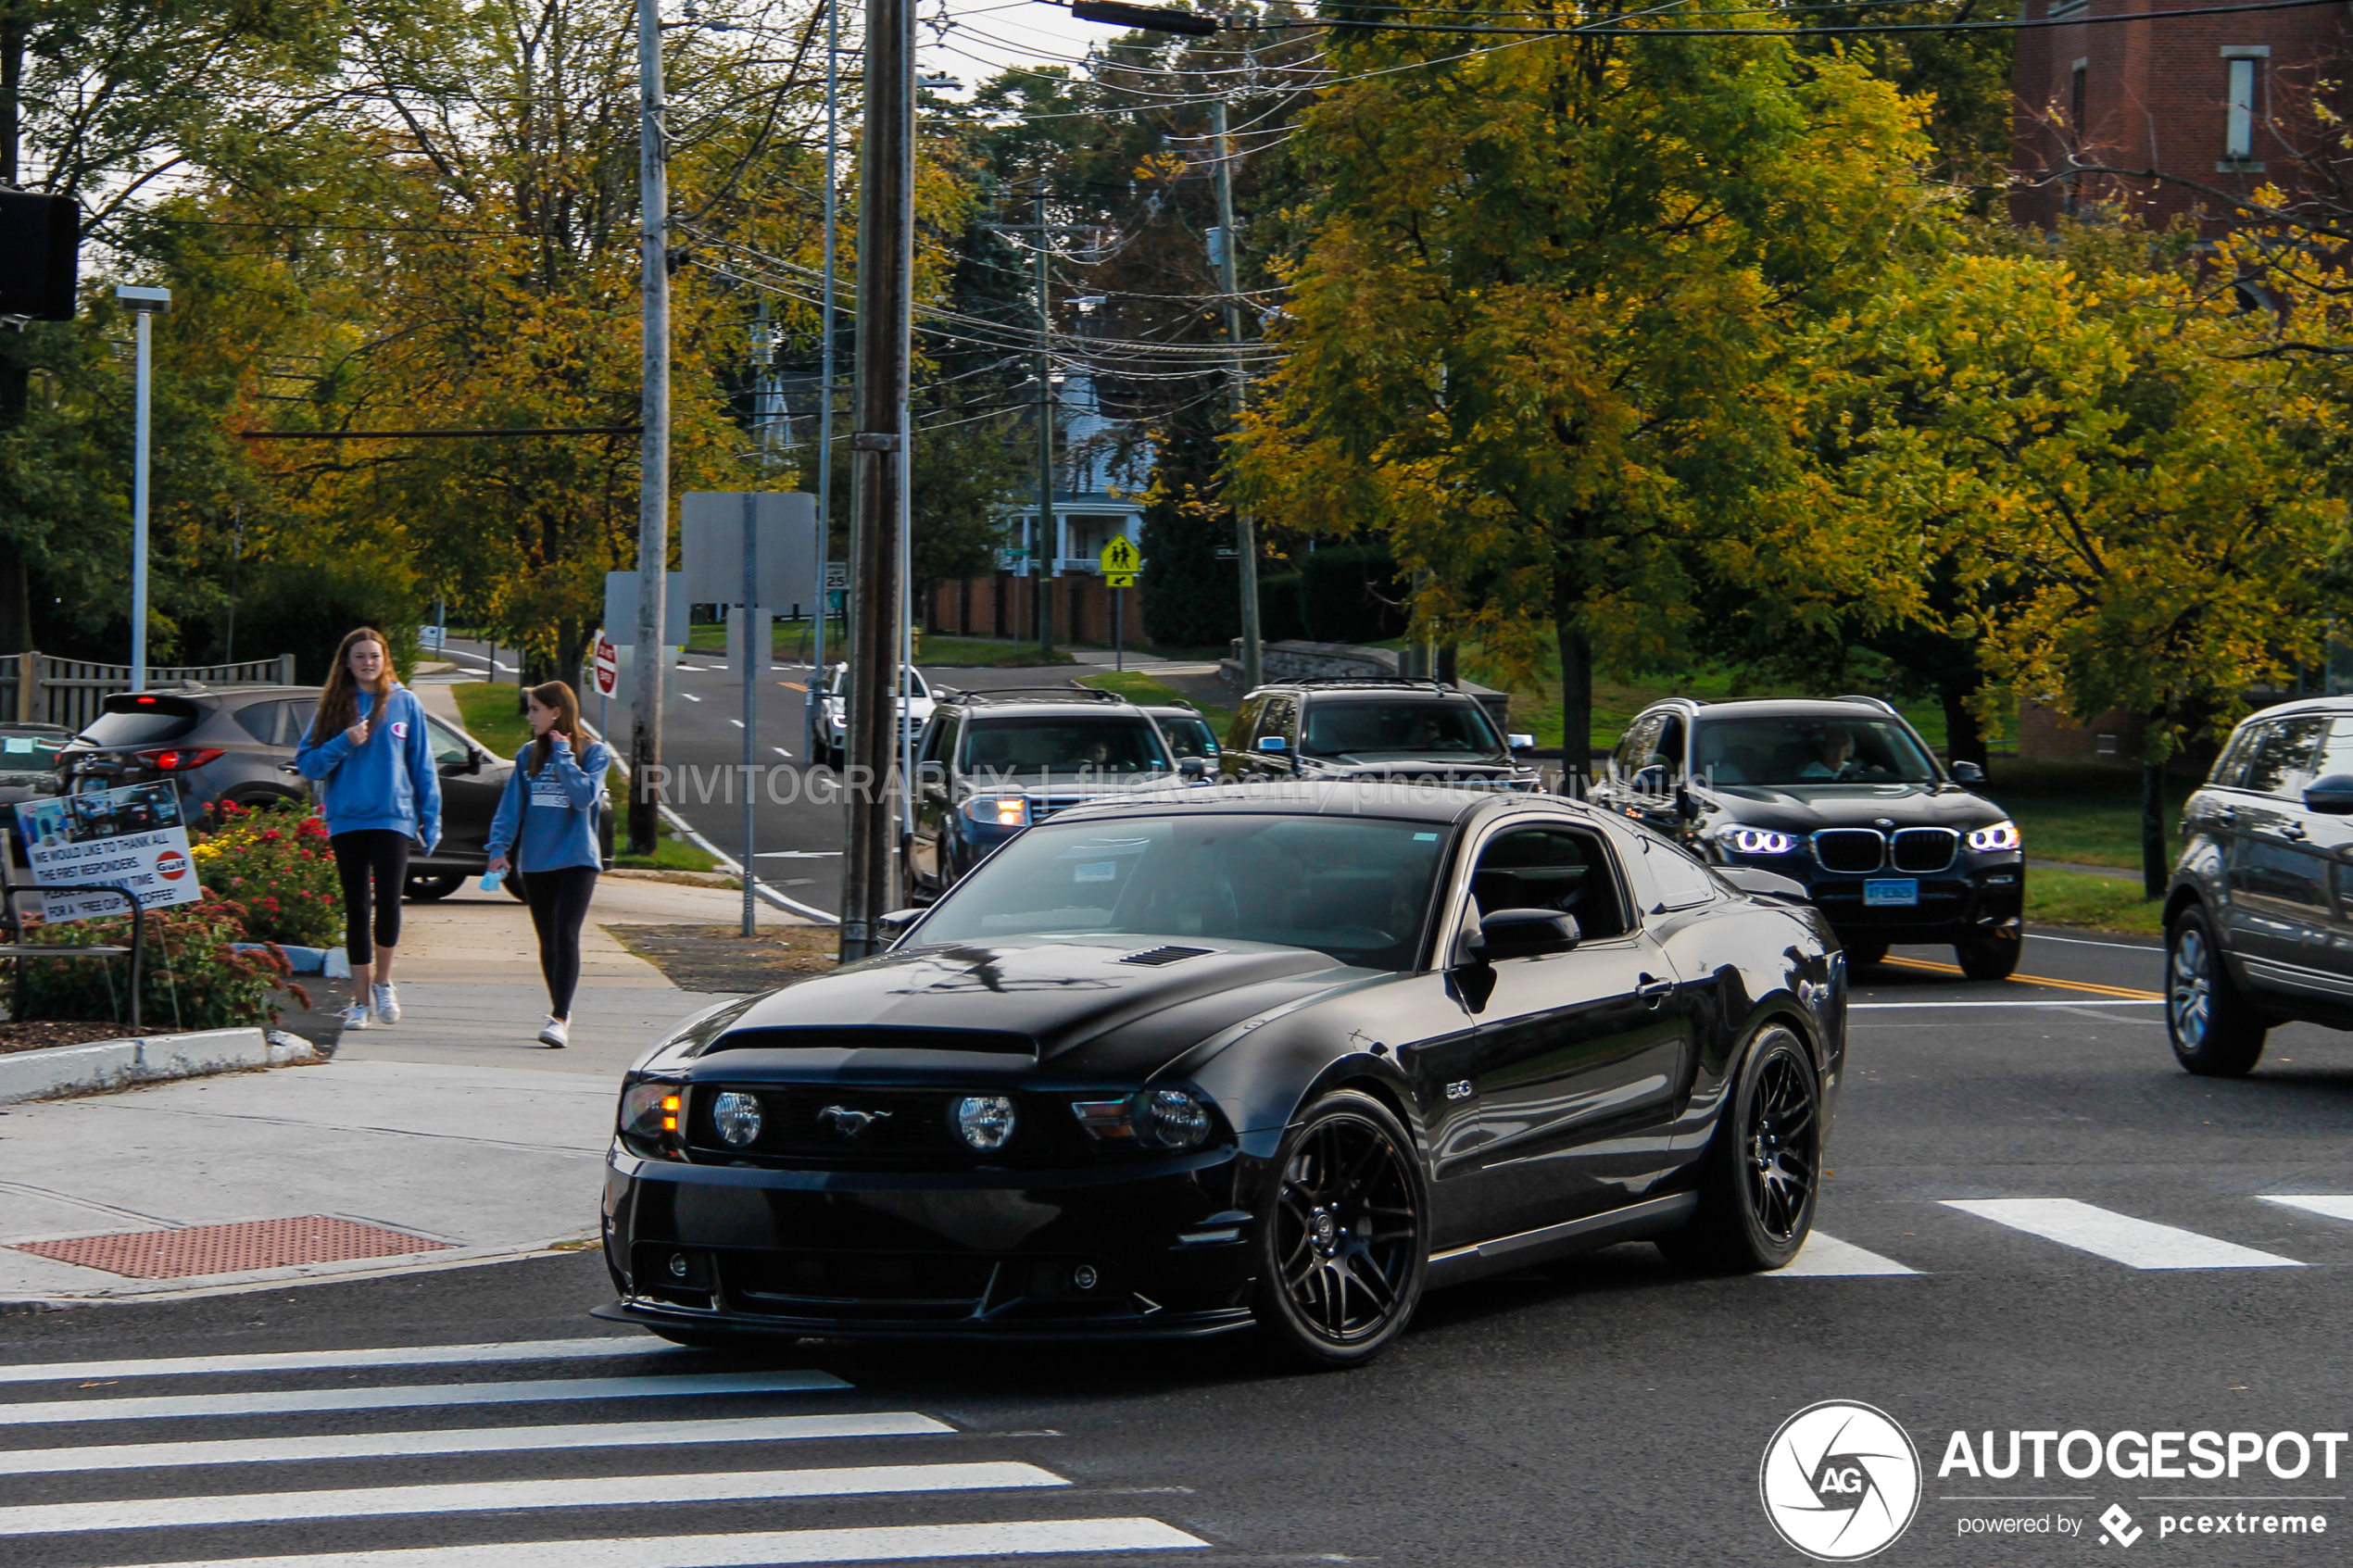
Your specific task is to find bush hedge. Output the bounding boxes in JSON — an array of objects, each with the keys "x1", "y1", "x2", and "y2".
[
  {"x1": 193, "y1": 798, "x2": 344, "y2": 947},
  {"x1": 19, "y1": 897, "x2": 309, "y2": 1030}
]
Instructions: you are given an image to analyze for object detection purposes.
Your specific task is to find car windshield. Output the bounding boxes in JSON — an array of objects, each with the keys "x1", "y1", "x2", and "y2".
[
  {"x1": 915, "y1": 812, "x2": 1449, "y2": 970},
  {"x1": 1155, "y1": 714, "x2": 1219, "y2": 759},
  {"x1": 827, "y1": 666, "x2": 929, "y2": 701},
  {"x1": 959, "y1": 715, "x2": 1170, "y2": 778},
  {"x1": 78, "y1": 696, "x2": 202, "y2": 748},
  {"x1": 1692, "y1": 718, "x2": 1939, "y2": 785},
  {"x1": 1300, "y1": 699, "x2": 1504, "y2": 762}
]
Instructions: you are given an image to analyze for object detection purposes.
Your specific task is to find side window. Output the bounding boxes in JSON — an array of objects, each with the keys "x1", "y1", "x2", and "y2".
[
  {"x1": 2310, "y1": 718, "x2": 2353, "y2": 784},
  {"x1": 233, "y1": 701, "x2": 283, "y2": 746},
  {"x1": 1227, "y1": 697, "x2": 1264, "y2": 753},
  {"x1": 1643, "y1": 837, "x2": 1720, "y2": 911},
  {"x1": 1255, "y1": 697, "x2": 1297, "y2": 749},
  {"x1": 1654, "y1": 716, "x2": 1686, "y2": 782},
  {"x1": 1466, "y1": 826, "x2": 1628, "y2": 940},
  {"x1": 920, "y1": 713, "x2": 957, "y2": 766},
  {"x1": 422, "y1": 716, "x2": 471, "y2": 768},
  {"x1": 1613, "y1": 713, "x2": 1663, "y2": 783},
  {"x1": 2239, "y1": 717, "x2": 2330, "y2": 797}
]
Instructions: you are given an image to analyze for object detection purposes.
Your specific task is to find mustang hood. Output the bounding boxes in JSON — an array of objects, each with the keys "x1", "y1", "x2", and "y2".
[
  {"x1": 1698, "y1": 781, "x2": 2003, "y2": 833},
  {"x1": 648, "y1": 936, "x2": 1363, "y2": 1081}
]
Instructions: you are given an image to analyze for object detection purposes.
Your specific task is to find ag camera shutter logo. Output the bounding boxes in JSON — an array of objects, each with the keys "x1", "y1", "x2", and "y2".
[{"x1": 1760, "y1": 1400, "x2": 1922, "y2": 1561}]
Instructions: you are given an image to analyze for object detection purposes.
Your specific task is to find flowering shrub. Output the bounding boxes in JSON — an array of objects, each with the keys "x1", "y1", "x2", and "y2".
[
  {"x1": 19, "y1": 896, "x2": 311, "y2": 1030},
  {"x1": 192, "y1": 799, "x2": 343, "y2": 947}
]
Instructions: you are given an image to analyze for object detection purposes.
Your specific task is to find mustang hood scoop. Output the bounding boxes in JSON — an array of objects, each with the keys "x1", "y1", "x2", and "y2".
[
  {"x1": 700, "y1": 1026, "x2": 1036, "y2": 1058},
  {"x1": 1119, "y1": 945, "x2": 1214, "y2": 967}
]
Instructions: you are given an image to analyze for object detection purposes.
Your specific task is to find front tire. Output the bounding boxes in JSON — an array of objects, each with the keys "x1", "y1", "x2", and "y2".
[
  {"x1": 1252, "y1": 1089, "x2": 1428, "y2": 1367},
  {"x1": 1956, "y1": 928, "x2": 2021, "y2": 981},
  {"x1": 403, "y1": 873, "x2": 465, "y2": 901},
  {"x1": 1657, "y1": 1026, "x2": 1821, "y2": 1273},
  {"x1": 2168, "y1": 907, "x2": 2266, "y2": 1076}
]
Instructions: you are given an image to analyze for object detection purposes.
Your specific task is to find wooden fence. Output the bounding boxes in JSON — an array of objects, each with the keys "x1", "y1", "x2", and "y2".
[{"x1": 0, "y1": 653, "x2": 299, "y2": 731}]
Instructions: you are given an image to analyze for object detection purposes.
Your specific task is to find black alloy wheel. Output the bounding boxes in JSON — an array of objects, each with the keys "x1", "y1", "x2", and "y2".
[
  {"x1": 1956, "y1": 927, "x2": 2021, "y2": 981},
  {"x1": 1253, "y1": 1089, "x2": 1428, "y2": 1366},
  {"x1": 403, "y1": 873, "x2": 465, "y2": 902},
  {"x1": 1657, "y1": 1026, "x2": 1820, "y2": 1273},
  {"x1": 2167, "y1": 906, "x2": 2267, "y2": 1076}
]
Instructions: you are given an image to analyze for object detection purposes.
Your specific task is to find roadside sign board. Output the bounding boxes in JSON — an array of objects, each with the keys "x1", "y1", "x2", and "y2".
[
  {"x1": 824, "y1": 562, "x2": 848, "y2": 592},
  {"x1": 680, "y1": 491, "x2": 820, "y2": 608},
  {"x1": 14, "y1": 784, "x2": 201, "y2": 922},
  {"x1": 593, "y1": 633, "x2": 620, "y2": 696},
  {"x1": 1100, "y1": 535, "x2": 1140, "y2": 587}
]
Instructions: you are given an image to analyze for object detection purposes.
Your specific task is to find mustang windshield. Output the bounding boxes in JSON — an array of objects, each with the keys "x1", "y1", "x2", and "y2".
[
  {"x1": 960, "y1": 716, "x2": 1169, "y2": 778},
  {"x1": 1692, "y1": 718, "x2": 1940, "y2": 785},
  {"x1": 916, "y1": 812, "x2": 1449, "y2": 970},
  {"x1": 1300, "y1": 699, "x2": 1505, "y2": 763}
]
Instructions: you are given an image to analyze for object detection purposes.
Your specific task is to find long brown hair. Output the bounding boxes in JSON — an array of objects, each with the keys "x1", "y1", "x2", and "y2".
[
  {"x1": 313, "y1": 627, "x2": 395, "y2": 745},
  {"x1": 527, "y1": 681, "x2": 583, "y2": 777}
]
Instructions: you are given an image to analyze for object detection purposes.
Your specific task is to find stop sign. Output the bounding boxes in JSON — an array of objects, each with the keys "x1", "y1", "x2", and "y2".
[{"x1": 594, "y1": 634, "x2": 619, "y2": 696}]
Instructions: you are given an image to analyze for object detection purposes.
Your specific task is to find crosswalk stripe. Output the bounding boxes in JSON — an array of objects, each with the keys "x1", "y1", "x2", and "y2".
[
  {"x1": 1769, "y1": 1232, "x2": 1921, "y2": 1276},
  {"x1": 0, "y1": 1413, "x2": 955, "y2": 1476},
  {"x1": 0, "y1": 1337, "x2": 677, "y2": 1386},
  {"x1": 2260, "y1": 1195, "x2": 2353, "y2": 1223},
  {"x1": 1941, "y1": 1198, "x2": 2304, "y2": 1269},
  {"x1": 0, "y1": 1371, "x2": 848, "y2": 1426},
  {"x1": 95, "y1": 1517, "x2": 1209, "y2": 1568},
  {"x1": 0, "y1": 1463, "x2": 1065, "y2": 1536}
]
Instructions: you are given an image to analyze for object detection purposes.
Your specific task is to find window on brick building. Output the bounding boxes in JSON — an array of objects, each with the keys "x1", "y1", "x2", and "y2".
[{"x1": 2224, "y1": 55, "x2": 2262, "y2": 162}]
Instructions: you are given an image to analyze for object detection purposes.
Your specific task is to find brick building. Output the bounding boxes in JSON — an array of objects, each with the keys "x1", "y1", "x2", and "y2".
[{"x1": 2010, "y1": 0, "x2": 2353, "y2": 233}]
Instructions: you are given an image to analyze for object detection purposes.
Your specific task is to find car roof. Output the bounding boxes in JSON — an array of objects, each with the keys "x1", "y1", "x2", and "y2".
[
  {"x1": 2231, "y1": 696, "x2": 2353, "y2": 723},
  {"x1": 1676, "y1": 698, "x2": 1908, "y2": 722},
  {"x1": 1252, "y1": 679, "x2": 1477, "y2": 701},
  {"x1": 1040, "y1": 780, "x2": 1594, "y2": 828}
]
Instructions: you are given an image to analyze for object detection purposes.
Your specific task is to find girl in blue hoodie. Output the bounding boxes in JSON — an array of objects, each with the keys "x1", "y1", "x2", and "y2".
[
  {"x1": 485, "y1": 681, "x2": 609, "y2": 1048},
  {"x1": 296, "y1": 627, "x2": 442, "y2": 1032}
]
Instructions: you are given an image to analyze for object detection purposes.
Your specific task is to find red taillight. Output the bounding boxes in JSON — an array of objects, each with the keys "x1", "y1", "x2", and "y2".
[
  {"x1": 134, "y1": 696, "x2": 157, "y2": 705},
  {"x1": 148, "y1": 747, "x2": 224, "y2": 771}
]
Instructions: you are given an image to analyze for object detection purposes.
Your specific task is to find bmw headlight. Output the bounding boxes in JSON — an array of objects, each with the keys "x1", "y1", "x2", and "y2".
[
  {"x1": 1967, "y1": 819, "x2": 2021, "y2": 852},
  {"x1": 711, "y1": 1090, "x2": 762, "y2": 1148},
  {"x1": 962, "y1": 796, "x2": 1030, "y2": 828},
  {"x1": 1714, "y1": 822, "x2": 1800, "y2": 857},
  {"x1": 952, "y1": 1094, "x2": 1018, "y2": 1150}
]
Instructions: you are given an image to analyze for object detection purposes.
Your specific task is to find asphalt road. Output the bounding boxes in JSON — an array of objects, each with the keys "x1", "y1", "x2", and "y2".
[
  {"x1": 435, "y1": 637, "x2": 1088, "y2": 920},
  {"x1": 7, "y1": 927, "x2": 2351, "y2": 1566}
]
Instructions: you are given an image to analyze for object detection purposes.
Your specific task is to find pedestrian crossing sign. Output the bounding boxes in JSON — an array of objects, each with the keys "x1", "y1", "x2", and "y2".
[{"x1": 1099, "y1": 535, "x2": 1140, "y2": 587}]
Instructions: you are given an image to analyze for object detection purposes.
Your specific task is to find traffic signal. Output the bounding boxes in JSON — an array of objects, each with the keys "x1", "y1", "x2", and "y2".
[{"x1": 0, "y1": 192, "x2": 81, "y2": 320}]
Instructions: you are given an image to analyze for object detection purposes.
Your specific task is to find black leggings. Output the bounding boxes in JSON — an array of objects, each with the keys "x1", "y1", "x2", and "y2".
[
  {"x1": 523, "y1": 865, "x2": 598, "y2": 1019},
  {"x1": 330, "y1": 830, "x2": 410, "y2": 966}
]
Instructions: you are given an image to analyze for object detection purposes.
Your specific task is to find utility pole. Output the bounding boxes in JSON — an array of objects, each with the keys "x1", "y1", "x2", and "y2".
[
  {"x1": 117, "y1": 285, "x2": 169, "y2": 690},
  {"x1": 1034, "y1": 189, "x2": 1056, "y2": 659},
  {"x1": 808, "y1": 0, "x2": 839, "y2": 759},
  {"x1": 838, "y1": 0, "x2": 913, "y2": 960},
  {"x1": 629, "y1": 0, "x2": 670, "y2": 858},
  {"x1": 1213, "y1": 98, "x2": 1262, "y2": 692}
]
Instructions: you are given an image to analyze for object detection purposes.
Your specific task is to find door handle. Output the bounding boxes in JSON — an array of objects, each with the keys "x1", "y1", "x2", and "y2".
[
  {"x1": 2281, "y1": 822, "x2": 2309, "y2": 841},
  {"x1": 2218, "y1": 806, "x2": 2238, "y2": 824},
  {"x1": 1636, "y1": 974, "x2": 1674, "y2": 1007}
]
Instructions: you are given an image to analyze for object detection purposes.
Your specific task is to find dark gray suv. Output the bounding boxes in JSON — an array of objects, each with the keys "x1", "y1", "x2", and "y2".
[{"x1": 2165, "y1": 698, "x2": 2353, "y2": 1075}]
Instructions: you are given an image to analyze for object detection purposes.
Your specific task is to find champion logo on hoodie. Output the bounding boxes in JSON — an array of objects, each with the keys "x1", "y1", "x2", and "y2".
[{"x1": 390, "y1": 721, "x2": 409, "y2": 739}]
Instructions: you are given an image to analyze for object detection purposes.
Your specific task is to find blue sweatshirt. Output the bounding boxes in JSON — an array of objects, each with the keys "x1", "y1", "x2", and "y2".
[
  {"x1": 295, "y1": 685, "x2": 442, "y2": 852},
  {"x1": 485, "y1": 735, "x2": 610, "y2": 873}
]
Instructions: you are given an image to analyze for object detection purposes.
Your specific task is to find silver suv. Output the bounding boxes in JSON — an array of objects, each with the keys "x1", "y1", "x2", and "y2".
[{"x1": 2165, "y1": 698, "x2": 2353, "y2": 1074}]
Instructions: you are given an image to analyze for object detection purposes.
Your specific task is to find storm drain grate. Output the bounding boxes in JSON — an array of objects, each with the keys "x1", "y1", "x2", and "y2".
[{"x1": 10, "y1": 1215, "x2": 452, "y2": 1279}]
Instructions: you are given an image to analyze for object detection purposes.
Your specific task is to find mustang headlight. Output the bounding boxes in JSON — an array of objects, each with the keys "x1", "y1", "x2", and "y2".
[
  {"x1": 1069, "y1": 1087, "x2": 1215, "y2": 1150},
  {"x1": 1967, "y1": 819, "x2": 2021, "y2": 852},
  {"x1": 618, "y1": 1077, "x2": 684, "y2": 1158},
  {"x1": 711, "y1": 1090, "x2": 762, "y2": 1148},
  {"x1": 952, "y1": 1094, "x2": 1018, "y2": 1150},
  {"x1": 962, "y1": 796, "x2": 1030, "y2": 828},
  {"x1": 1715, "y1": 822, "x2": 1800, "y2": 857}
]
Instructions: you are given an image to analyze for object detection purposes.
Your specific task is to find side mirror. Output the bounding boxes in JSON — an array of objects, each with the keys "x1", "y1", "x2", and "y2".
[
  {"x1": 1950, "y1": 760, "x2": 1986, "y2": 784},
  {"x1": 1632, "y1": 764, "x2": 1668, "y2": 797},
  {"x1": 876, "y1": 908, "x2": 925, "y2": 945},
  {"x1": 2304, "y1": 773, "x2": 2353, "y2": 815},
  {"x1": 1256, "y1": 734, "x2": 1289, "y2": 754},
  {"x1": 1467, "y1": 908, "x2": 1579, "y2": 960},
  {"x1": 1507, "y1": 733, "x2": 1536, "y2": 754},
  {"x1": 1177, "y1": 756, "x2": 1209, "y2": 780}
]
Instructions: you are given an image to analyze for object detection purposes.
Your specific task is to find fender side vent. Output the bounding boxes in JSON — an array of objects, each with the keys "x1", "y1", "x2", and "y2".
[{"x1": 1119, "y1": 945, "x2": 1214, "y2": 967}]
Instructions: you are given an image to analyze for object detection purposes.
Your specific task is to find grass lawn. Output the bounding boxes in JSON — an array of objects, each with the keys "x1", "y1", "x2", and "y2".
[
  {"x1": 2024, "y1": 867, "x2": 2164, "y2": 936},
  {"x1": 1982, "y1": 759, "x2": 2196, "y2": 871},
  {"x1": 452, "y1": 682, "x2": 718, "y2": 872},
  {"x1": 916, "y1": 634, "x2": 1075, "y2": 668},
  {"x1": 1077, "y1": 671, "x2": 1237, "y2": 733}
]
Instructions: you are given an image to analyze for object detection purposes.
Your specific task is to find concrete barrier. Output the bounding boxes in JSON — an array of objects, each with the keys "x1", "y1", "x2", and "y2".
[{"x1": 0, "y1": 1028, "x2": 322, "y2": 1106}]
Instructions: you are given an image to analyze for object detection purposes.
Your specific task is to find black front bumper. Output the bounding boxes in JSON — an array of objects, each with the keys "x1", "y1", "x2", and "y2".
[
  {"x1": 598, "y1": 1141, "x2": 1267, "y2": 1341},
  {"x1": 1718, "y1": 852, "x2": 2024, "y2": 942}
]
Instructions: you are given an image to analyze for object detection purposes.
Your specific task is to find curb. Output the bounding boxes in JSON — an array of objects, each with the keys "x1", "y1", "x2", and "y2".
[
  {"x1": 0, "y1": 1027, "x2": 324, "y2": 1107},
  {"x1": 0, "y1": 1231, "x2": 603, "y2": 1310}
]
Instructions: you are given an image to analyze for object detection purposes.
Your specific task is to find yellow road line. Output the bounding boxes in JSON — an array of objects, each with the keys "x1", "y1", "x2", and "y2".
[
  {"x1": 776, "y1": 681, "x2": 807, "y2": 692},
  {"x1": 1880, "y1": 954, "x2": 2162, "y2": 1001}
]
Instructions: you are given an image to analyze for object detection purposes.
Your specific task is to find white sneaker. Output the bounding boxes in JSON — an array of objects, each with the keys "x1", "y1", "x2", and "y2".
[
  {"x1": 372, "y1": 983, "x2": 400, "y2": 1024},
  {"x1": 537, "y1": 1016, "x2": 569, "y2": 1048},
  {"x1": 338, "y1": 1004, "x2": 373, "y2": 1032}
]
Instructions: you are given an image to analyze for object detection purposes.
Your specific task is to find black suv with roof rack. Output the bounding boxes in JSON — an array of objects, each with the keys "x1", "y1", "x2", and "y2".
[
  {"x1": 1218, "y1": 678, "x2": 1540, "y2": 791},
  {"x1": 1589, "y1": 696, "x2": 2024, "y2": 978},
  {"x1": 907, "y1": 685, "x2": 1198, "y2": 898}
]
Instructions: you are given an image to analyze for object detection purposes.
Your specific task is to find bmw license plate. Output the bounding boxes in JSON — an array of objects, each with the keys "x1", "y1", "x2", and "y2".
[{"x1": 1863, "y1": 878, "x2": 1919, "y2": 908}]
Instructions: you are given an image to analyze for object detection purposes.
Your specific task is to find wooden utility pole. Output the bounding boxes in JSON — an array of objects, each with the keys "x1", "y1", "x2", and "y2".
[{"x1": 630, "y1": 0, "x2": 670, "y2": 857}]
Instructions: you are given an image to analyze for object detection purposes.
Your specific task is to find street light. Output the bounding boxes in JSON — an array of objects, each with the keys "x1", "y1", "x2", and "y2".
[{"x1": 116, "y1": 284, "x2": 170, "y2": 693}]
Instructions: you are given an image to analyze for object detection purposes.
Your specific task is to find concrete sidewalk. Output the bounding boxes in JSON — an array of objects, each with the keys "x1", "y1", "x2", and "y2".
[{"x1": 0, "y1": 872, "x2": 809, "y2": 1306}]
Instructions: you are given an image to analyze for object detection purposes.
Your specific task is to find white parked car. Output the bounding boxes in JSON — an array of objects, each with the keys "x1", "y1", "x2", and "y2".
[{"x1": 811, "y1": 662, "x2": 936, "y2": 769}]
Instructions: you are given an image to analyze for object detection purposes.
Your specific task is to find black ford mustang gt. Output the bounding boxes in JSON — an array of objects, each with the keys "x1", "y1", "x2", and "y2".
[{"x1": 596, "y1": 783, "x2": 1847, "y2": 1364}]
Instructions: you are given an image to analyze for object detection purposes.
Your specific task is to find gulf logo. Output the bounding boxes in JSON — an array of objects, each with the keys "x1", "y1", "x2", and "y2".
[{"x1": 156, "y1": 848, "x2": 189, "y2": 882}]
